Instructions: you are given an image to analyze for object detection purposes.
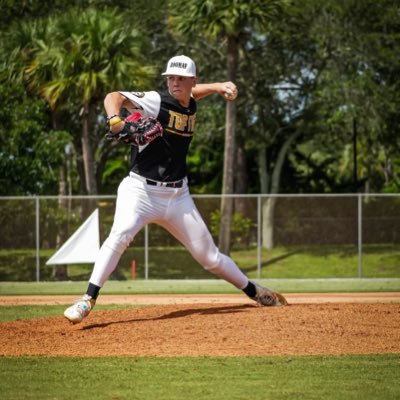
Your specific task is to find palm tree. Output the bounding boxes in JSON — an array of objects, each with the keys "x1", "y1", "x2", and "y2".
[
  {"x1": 169, "y1": 0, "x2": 280, "y2": 254},
  {"x1": 24, "y1": 8, "x2": 155, "y2": 195},
  {"x1": 8, "y1": 8, "x2": 155, "y2": 279}
]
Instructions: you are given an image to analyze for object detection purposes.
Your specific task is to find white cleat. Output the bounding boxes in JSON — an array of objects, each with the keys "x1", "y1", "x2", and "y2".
[
  {"x1": 252, "y1": 283, "x2": 288, "y2": 306},
  {"x1": 64, "y1": 294, "x2": 96, "y2": 324}
]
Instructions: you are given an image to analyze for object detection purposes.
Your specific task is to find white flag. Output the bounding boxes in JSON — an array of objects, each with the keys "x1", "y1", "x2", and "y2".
[{"x1": 46, "y1": 208, "x2": 100, "y2": 265}]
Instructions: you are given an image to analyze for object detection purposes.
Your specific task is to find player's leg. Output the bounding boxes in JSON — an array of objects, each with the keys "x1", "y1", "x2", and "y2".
[
  {"x1": 64, "y1": 175, "x2": 157, "y2": 323},
  {"x1": 160, "y1": 189, "x2": 287, "y2": 306}
]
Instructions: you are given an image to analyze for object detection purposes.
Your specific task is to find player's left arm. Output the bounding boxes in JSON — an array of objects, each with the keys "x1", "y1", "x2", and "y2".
[{"x1": 192, "y1": 82, "x2": 238, "y2": 101}]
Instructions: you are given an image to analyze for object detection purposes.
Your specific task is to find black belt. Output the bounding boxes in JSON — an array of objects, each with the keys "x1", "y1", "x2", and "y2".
[{"x1": 145, "y1": 179, "x2": 183, "y2": 188}]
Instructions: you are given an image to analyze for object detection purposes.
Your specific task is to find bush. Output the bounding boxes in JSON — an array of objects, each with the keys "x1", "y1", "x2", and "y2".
[{"x1": 210, "y1": 209, "x2": 254, "y2": 249}]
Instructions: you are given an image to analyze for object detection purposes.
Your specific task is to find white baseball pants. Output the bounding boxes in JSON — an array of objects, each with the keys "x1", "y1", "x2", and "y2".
[{"x1": 89, "y1": 173, "x2": 249, "y2": 289}]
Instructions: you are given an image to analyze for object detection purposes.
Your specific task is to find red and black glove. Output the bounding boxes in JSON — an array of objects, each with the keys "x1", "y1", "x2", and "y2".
[{"x1": 106, "y1": 113, "x2": 163, "y2": 145}]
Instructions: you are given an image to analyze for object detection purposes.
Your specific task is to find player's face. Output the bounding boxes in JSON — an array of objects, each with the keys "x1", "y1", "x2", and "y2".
[{"x1": 167, "y1": 75, "x2": 197, "y2": 105}]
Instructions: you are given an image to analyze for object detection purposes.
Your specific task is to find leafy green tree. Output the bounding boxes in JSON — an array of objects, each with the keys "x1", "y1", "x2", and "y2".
[
  {"x1": 1, "y1": 0, "x2": 399, "y2": 201},
  {"x1": 23, "y1": 8, "x2": 155, "y2": 195},
  {"x1": 291, "y1": 0, "x2": 400, "y2": 194},
  {"x1": 1, "y1": 5, "x2": 157, "y2": 278},
  {"x1": 0, "y1": 78, "x2": 70, "y2": 196},
  {"x1": 238, "y1": 0, "x2": 400, "y2": 247},
  {"x1": 168, "y1": 0, "x2": 281, "y2": 253}
]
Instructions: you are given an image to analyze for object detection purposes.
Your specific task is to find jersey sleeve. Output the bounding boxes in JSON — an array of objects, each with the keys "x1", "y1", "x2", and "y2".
[{"x1": 119, "y1": 91, "x2": 161, "y2": 118}]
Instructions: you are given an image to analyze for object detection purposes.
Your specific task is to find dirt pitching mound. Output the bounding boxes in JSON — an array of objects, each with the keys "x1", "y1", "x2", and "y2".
[{"x1": 1, "y1": 301, "x2": 399, "y2": 357}]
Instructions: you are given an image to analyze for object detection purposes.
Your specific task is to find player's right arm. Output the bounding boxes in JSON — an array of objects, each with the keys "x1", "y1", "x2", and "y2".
[{"x1": 104, "y1": 92, "x2": 134, "y2": 133}]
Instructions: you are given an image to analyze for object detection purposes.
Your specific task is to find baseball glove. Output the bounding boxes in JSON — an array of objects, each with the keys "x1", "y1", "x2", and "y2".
[{"x1": 106, "y1": 114, "x2": 163, "y2": 146}]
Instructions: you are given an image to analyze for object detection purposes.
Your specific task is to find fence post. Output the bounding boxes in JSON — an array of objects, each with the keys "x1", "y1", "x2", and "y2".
[
  {"x1": 144, "y1": 224, "x2": 149, "y2": 279},
  {"x1": 35, "y1": 197, "x2": 40, "y2": 282},
  {"x1": 257, "y1": 195, "x2": 261, "y2": 279},
  {"x1": 358, "y1": 194, "x2": 363, "y2": 277}
]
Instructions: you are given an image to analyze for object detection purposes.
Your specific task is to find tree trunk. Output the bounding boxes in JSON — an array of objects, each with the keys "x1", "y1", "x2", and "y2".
[
  {"x1": 234, "y1": 136, "x2": 249, "y2": 216},
  {"x1": 258, "y1": 147, "x2": 269, "y2": 193},
  {"x1": 71, "y1": 135, "x2": 87, "y2": 195},
  {"x1": 258, "y1": 146, "x2": 274, "y2": 249},
  {"x1": 52, "y1": 162, "x2": 69, "y2": 280},
  {"x1": 219, "y1": 35, "x2": 238, "y2": 255},
  {"x1": 81, "y1": 102, "x2": 98, "y2": 195},
  {"x1": 50, "y1": 111, "x2": 69, "y2": 280},
  {"x1": 262, "y1": 197, "x2": 277, "y2": 249},
  {"x1": 261, "y1": 130, "x2": 301, "y2": 249}
]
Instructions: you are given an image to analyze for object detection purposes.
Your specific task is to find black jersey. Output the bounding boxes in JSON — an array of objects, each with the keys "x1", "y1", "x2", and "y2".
[{"x1": 120, "y1": 90, "x2": 197, "y2": 182}]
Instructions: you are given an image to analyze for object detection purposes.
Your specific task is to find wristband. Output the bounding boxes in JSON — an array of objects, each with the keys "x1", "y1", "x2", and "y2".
[{"x1": 109, "y1": 117, "x2": 123, "y2": 127}]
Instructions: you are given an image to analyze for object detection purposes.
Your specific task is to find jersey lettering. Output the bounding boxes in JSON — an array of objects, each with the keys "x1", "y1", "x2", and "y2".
[{"x1": 168, "y1": 111, "x2": 196, "y2": 134}]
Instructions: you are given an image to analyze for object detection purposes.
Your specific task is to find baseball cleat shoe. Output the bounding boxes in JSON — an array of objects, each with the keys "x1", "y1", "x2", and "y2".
[
  {"x1": 252, "y1": 283, "x2": 288, "y2": 306},
  {"x1": 64, "y1": 294, "x2": 96, "y2": 324}
]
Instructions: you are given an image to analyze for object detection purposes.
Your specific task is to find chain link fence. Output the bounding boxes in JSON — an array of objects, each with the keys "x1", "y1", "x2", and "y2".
[{"x1": 0, "y1": 194, "x2": 399, "y2": 281}]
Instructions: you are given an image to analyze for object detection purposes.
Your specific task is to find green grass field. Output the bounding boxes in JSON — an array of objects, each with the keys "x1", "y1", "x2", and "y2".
[
  {"x1": 1, "y1": 244, "x2": 399, "y2": 281},
  {"x1": 1, "y1": 277, "x2": 399, "y2": 296},
  {"x1": 0, "y1": 280, "x2": 399, "y2": 399},
  {"x1": 0, "y1": 354, "x2": 399, "y2": 399}
]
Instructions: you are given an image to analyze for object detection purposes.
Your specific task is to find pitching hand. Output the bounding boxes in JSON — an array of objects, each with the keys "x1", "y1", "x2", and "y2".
[{"x1": 220, "y1": 81, "x2": 238, "y2": 101}]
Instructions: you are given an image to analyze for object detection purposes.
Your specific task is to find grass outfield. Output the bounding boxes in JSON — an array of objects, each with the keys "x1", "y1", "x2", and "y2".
[
  {"x1": 0, "y1": 278, "x2": 400, "y2": 296},
  {"x1": 1, "y1": 244, "x2": 399, "y2": 281},
  {"x1": 0, "y1": 355, "x2": 399, "y2": 400}
]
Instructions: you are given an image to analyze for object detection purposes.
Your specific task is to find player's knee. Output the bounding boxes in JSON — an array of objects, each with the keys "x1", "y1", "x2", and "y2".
[
  {"x1": 199, "y1": 248, "x2": 221, "y2": 271},
  {"x1": 104, "y1": 229, "x2": 132, "y2": 254},
  {"x1": 184, "y1": 234, "x2": 224, "y2": 271}
]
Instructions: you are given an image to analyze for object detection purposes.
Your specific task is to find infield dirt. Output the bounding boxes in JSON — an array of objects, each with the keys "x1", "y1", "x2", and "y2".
[{"x1": 0, "y1": 293, "x2": 399, "y2": 357}]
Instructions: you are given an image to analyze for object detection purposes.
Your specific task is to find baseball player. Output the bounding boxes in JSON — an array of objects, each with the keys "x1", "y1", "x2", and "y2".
[{"x1": 64, "y1": 55, "x2": 288, "y2": 324}]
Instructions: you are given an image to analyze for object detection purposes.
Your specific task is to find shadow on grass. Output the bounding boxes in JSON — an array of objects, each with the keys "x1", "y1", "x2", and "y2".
[
  {"x1": 239, "y1": 250, "x2": 300, "y2": 274},
  {"x1": 263, "y1": 251, "x2": 300, "y2": 267},
  {"x1": 81, "y1": 304, "x2": 253, "y2": 330}
]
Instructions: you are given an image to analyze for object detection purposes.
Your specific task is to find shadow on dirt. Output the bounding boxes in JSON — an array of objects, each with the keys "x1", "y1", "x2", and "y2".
[{"x1": 81, "y1": 304, "x2": 254, "y2": 330}]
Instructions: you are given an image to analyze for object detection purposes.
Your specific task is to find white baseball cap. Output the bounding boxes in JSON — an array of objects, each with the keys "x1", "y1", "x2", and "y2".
[{"x1": 162, "y1": 55, "x2": 196, "y2": 77}]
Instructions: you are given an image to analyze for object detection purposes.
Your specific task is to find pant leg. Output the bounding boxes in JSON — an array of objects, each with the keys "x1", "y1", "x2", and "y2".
[
  {"x1": 89, "y1": 175, "x2": 159, "y2": 287},
  {"x1": 160, "y1": 188, "x2": 249, "y2": 289}
]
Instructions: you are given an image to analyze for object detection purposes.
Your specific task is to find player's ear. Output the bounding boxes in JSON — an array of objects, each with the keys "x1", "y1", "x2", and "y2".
[{"x1": 192, "y1": 77, "x2": 197, "y2": 87}]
